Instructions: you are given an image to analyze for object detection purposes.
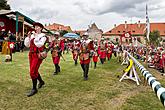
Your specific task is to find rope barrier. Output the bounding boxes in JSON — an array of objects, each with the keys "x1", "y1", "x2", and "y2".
[{"x1": 127, "y1": 51, "x2": 165, "y2": 106}]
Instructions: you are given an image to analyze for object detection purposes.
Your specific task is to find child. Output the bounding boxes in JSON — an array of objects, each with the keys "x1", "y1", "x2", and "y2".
[{"x1": 93, "y1": 50, "x2": 99, "y2": 69}]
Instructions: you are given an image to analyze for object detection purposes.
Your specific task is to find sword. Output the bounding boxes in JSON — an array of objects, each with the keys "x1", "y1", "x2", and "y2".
[{"x1": 60, "y1": 53, "x2": 65, "y2": 61}]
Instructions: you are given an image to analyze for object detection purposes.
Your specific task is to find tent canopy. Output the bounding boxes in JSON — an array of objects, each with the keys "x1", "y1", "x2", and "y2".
[
  {"x1": 63, "y1": 33, "x2": 80, "y2": 38},
  {"x1": 0, "y1": 10, "x2": 53, "y2": 35}
]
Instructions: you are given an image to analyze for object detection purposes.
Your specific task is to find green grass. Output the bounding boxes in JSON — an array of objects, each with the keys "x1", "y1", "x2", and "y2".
[{"x1": 0, "y1": 52, "x2": 165, "y2": 110}]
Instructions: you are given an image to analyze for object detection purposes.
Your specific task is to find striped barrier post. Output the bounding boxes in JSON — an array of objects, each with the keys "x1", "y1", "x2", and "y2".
[{"x1": 127, "y1": 52, "x2": 165, "y2": 106}]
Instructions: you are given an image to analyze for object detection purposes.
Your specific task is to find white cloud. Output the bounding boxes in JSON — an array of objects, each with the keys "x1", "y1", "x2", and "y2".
[{"x1": 8, "y1": 0, "x2": 165, "y2": 32}]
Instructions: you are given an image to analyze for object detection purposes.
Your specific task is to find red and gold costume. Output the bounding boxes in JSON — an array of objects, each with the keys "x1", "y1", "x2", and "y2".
[
  {"x1": 79, "y1": 38, "x2": 94, "y2": 80},
  {"x1": 51, "y1": 38, "x2": 62, "y2": 75},
  {"x1": 92, "y1": 40, "x2": 99, "y2": 69},
  {"x1": 24, "y1": 31, "x2": 46, "y2": 97},
  {"x1": 24, "y1": 33, "x2": 46, "y2": 79},
  {"x1": 2, "y1": 39, "x2": 13, "y2": 62},
  {"x1": 106, "y1": 42, "x2": 113, "y2": 61},
  {"x1": 24, "y1": 22, "x2": 47, "y2": 97},
  {"x1": 93, "y1": 51, "x2": 98, "y2": 69},
  {"x1": 98, "y1": 39, "x2": 107, "y2": 64},
  {"x1": 72, "y1": 40, "x2": 80, "y2": 65}
]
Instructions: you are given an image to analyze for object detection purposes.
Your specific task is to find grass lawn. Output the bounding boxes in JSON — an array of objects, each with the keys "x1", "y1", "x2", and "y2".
[{"x1": 0, "y1": 51, "x2": 165, "y2": 110}]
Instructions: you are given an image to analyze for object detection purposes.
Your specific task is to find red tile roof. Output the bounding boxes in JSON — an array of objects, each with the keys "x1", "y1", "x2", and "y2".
[
  {"x1": 104, "y1": 22, "x2": 165, "y2": 36},
  {"x1": 45, "y1": 23, "x2": 72, "y2": 32}
]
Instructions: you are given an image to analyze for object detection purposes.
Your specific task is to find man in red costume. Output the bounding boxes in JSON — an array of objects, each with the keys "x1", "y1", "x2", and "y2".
[
  {"x1": 98, "y1": 38, "x2": 107, "y2": 64},
  {"x1": 79, "y1": 32, "x2": 94, "y2": 80},
  {"x1": 106, "y1": 41, "x2": 113, "y2": 61},
  {"x1": 72, "y1": 39, "x2": 80, "y2": 66},
  {"x1": 51, "y1": 32, "x2": 62, "y2": 75},
  {"x1": 24, "y1": 22, "x2": 46, "y2": 97},
  {"x1": 93, "y1": 40, "x2": 99, "y2": 69}
]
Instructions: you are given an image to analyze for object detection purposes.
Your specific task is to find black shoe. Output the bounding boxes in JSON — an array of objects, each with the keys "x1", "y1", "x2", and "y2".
[
  {"x1": 27, "y1": 89, "x2": 38, "y2": 97},
  {"x1": 38, "y1": 81, "x2": 45, "y2": 89},
  {"x1": 58, "y1": 67, "x2": 61, "y2": 72}
]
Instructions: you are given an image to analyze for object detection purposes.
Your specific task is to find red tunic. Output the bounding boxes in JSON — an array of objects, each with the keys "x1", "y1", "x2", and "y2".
[
  {"x1": 72, "y1": 41, "x2": 80, "y2": 60},
  {"x1": 29, "y1": 38, "x2": 44, "y2": 79},
  {"x1": 106, "y1": 45, "x2": 112, "y2": 59},
  {"x1": 98, "y1": 42, "x2": 107, "y2": 59},
  {"x1": 160, "y1": 53, "x2": 165, "y2": 68},
  {"x1": 107, "y1": 51, "x2": 112, "y2": 59},
  {"x1": 60, "y1": 39, "x2": 65, "y2": 51},
  {"x1": 98, "y1": 46, "x2": 106, "y2": 59},
  {"x1": 79, "y1": 40, "x2": 93, "y2": 64},
  {"x1": 52, "y1": 40, "x2": 61, "y2": 64},
  {"x1": 8, "y1": 42, "x2": 15, "y2": 50},
  {"x1": 93, "y1": 52, "x2": 98, "y2": 62}
]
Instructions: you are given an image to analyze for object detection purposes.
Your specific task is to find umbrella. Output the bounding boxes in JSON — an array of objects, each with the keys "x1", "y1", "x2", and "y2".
[{"x1": 63, "y1": 33, "x2": 80, "y2": 38}]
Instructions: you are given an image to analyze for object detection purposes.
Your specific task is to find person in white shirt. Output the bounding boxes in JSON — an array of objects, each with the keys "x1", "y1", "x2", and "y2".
[{"x1": 24, "y1": 22, "x2": 46, "y2": 97}]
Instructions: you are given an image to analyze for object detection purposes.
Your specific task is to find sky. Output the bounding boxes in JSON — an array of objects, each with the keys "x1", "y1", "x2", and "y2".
[{"x1": 8, "y1": 0, "x2": 165, "y2": 32}]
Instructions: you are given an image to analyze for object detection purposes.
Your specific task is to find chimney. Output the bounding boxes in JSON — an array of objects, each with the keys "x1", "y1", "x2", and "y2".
[
  {"x1": 125, "y1": 21, "x2": 127, "y2": 29},
  {"x1": 138, "y1": 21, "x2": 141, "y2": 28}
]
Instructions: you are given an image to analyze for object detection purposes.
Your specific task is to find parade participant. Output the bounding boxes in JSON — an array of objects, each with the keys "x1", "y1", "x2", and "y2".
[
  {"x1": 117, "y1": 44, "x2": 123, "y2": 62},
  {"x1": 24, "y1": 22, "x2": 46, "y2": 97},
  {"x1": 2, "y1": 35, "x2": 12, "y2": 62},
  {"x1": 93, "y1": 48, "x2": 99, "y2": 69},
  {"x1": 98, "y1": 37, "x2": 107, "y2": 64},
  {"x1": 8, "y1": 40, "x2": 15, "y2": 61},
  {"x1": 60, "y1": 38, "x2": 65, "y2": 54},
  {"x1": 153, "y1": 51, "x2": 160, "y2": 69},
  {"x1": 79, "y1": 32, "x2": 94, "y2": 80},
  {"x1": 51, "y1": 32, "x2": 62, "y2": 75},
  {"x1": 106, "y1": 41, "x2": 113, "y2": 61},
  {"x1": 92, "y1": 40, "x2": 99, "y2": 69},
  {"x1": 65, "y1": 40, "x2": 70, "y2": 54},
  {"x1": 72, "y1": 39, "x2": 80, "y2": 66},
  {"x1": 160, "y1": 49, "x2": 165, "y2": 73}
]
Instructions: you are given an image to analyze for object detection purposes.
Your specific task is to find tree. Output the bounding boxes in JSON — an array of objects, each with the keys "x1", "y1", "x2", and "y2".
[
  {"x1": 60, "y1": 30, "x2": 68, "y2": 36},
  {"x1": 144, "y1": 30, "x2": 161, "y2": 46},
  {"x1": 0, "y1": 0, "x2": 10, "y2": 10},
  {"x1": 149, "y1": 30, "x2": 161, "y2": 46}
]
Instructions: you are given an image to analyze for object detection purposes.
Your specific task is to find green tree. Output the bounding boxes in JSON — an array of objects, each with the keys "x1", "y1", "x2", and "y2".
[
  {"x1": 60, "y1": 30, "x2": 68, "y2": 36},
  {"x1": 149, "y1": 30, "x2": 161, "y2": 46},
  {"x1": 0, "y1": 0, "x2": 10, "y2": 10}
]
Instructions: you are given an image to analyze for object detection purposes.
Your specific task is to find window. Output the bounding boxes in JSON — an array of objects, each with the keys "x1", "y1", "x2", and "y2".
[
  {"x1": 123, "y1": 31, "x2": 125, "y2": 33},
  {"x1": 109, "y1": 31, "x2": 111, "y2": 33},
  {"x1": 132, "y1": 30, "x2": 135, "y2": 33},
  {"x1": 118, "y1": 31, "x2": 120, "y2": 33}
]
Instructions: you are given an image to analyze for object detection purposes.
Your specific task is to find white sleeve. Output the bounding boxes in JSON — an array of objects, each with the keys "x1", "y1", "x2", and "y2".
[
  {"x1": 34, "y1": 36, "x2": 46, "y2": 48},
  {"x1": 24, "y1": 37, "x2": 30, "y2": 47}
]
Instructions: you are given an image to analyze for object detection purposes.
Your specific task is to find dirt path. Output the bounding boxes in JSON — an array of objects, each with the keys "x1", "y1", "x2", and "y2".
[
  {"x1": 106, "y1": 85, "x2": 149, "y2": 110},
  {"x1": 107, "y1": 62, "x2": 163, "y2": 110}
]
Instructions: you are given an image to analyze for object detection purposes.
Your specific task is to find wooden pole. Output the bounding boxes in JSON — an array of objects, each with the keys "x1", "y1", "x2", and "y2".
[
  {"x1": 22, "y1": 21, "x2": 24, "y2": 40},
  {"x1": 16, "y1": 12, "x2": 19, "y2": 41}
]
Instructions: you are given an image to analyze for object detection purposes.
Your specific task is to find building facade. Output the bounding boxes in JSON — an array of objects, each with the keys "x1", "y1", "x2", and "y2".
[
  {"x1": 87, "y1": 23, "x2": 103, "y2": 40},
  {"x1": 103, "y1": 21, "x2": 165, "y2": 45}
]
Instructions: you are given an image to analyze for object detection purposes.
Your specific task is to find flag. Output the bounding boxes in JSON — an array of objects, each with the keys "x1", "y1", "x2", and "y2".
[{"x1": 146, "y1": 4, "x2": 150, "y2": 42}]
